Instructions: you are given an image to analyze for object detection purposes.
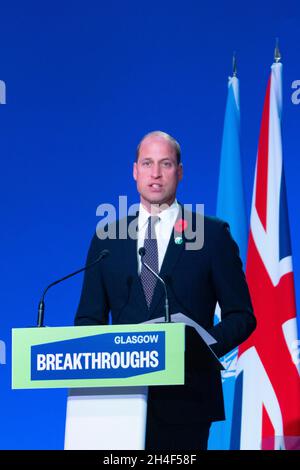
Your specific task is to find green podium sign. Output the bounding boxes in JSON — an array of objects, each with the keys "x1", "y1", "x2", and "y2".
[{"x1": 12, "y1": 322, "x2": 185, "y2": 389}]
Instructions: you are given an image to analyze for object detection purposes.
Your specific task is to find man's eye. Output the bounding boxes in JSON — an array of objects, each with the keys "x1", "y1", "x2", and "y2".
[
  {"x1": 162, "y1": 161, "x2": 172, "y2": 167},
  {"x1": 142, "y1": 161, "x2": 151, "y2": 167}
]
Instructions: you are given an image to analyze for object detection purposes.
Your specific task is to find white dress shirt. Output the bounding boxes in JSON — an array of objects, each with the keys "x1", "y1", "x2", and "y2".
[{"x1": 137, "y1": 200, "x2": 180, "y2": 274}]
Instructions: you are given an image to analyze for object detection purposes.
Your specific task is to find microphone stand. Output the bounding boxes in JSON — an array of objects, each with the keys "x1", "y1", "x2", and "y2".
[
  {"x1": 37, "y1": 249, "x2": 109, "y2": 327},
  {"x1": 139, "y1": 248, "x2": 171, "y2": 323}
]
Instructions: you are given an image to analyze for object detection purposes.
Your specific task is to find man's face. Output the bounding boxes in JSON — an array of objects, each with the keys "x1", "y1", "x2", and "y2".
[{"x1": 133, "y1": 136, "x2": 183, "y2": 212}]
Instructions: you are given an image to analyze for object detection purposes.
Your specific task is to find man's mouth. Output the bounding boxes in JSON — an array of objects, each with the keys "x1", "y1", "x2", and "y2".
[{"x1": 149, "y1": 184, "x2": 162, "y2": 189}]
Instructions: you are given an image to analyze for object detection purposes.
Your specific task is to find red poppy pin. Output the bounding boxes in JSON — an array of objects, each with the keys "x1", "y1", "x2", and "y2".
[
  {"x1": 174, "y1": 219, "x2": 188, "y2": 245},
  {"x1": 174, "y1": 219, "x2": 188, "y2": 233}
]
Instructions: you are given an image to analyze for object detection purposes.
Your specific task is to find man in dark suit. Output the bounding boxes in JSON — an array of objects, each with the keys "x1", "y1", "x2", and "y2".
[{"x1": 75, "y1": 130, "x2": 256, "y2": 450}]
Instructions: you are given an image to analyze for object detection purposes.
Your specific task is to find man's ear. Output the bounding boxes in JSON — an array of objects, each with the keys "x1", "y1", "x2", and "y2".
[
  {"x1": 133, "y1": 162, "x2": 137, "y2": 181},
  {"x1": 178, "y1": 163, "x2": 183, "y2": 181}
]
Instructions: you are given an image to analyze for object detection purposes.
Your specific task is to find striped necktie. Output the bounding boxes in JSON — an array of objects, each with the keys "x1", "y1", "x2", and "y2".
[{"x1": 141, "y1": 216, "x2": 160, "y2": 308}]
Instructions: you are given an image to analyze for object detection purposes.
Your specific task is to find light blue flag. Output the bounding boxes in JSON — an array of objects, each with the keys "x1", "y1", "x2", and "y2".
[{"x1": 208, "y1": 75, "x2": 248, "y2": 450}]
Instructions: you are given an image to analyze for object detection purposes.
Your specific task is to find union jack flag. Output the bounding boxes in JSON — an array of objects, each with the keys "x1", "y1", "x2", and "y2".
[{"x1": 231, "y1": 61, "x2": 300, "y2": 450}]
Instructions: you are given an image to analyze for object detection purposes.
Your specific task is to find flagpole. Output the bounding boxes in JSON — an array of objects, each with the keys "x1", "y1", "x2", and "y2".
[
  {"x1": 274, "y1": 38, "x2": 281, "y2": 63},
  {"x1": 232, "y1": 52, "x2": 237, "y2": 77}
]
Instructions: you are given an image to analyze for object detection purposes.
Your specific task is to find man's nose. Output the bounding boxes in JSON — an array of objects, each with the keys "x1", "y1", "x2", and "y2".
[{"x1": 151, "y1": 163, "x2": 162, "y2": 178}]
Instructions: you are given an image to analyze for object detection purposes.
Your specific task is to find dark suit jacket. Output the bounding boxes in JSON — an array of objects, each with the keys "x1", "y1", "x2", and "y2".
[{"x1": 75, "y1": 211, "x2": 256, "y2": 424}]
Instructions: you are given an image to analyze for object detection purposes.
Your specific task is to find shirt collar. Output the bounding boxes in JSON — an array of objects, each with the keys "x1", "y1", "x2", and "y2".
[{"x1": 138, "y1": 200, "x2": 179, "y2": 231}]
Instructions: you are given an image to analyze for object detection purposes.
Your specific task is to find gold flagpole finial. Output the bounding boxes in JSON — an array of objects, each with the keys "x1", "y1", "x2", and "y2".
[
  {"x1": 274, "y1": 38, "x2": 281, "y2": 63},
  {"x1": 232, "y1": 52, "x2": 237, "y2": 77}
]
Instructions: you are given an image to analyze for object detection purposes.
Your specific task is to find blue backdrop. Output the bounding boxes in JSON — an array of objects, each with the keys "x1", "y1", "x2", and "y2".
[{"x1": 0, "y1": 0, "x2": 299, "y2": 449}]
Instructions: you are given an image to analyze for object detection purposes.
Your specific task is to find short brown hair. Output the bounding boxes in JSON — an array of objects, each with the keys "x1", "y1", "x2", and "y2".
[{"x1": 136, "y1": 131, "x2": 181, "y2": 164}]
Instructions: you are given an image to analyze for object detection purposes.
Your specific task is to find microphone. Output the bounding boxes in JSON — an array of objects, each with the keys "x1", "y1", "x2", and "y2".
[
  {"x1": 138, "y1": 247, "x2": 171, "y2": 323},
  {"x1": 37, "y1": 249, "x2": 110, "y2": 327}
]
